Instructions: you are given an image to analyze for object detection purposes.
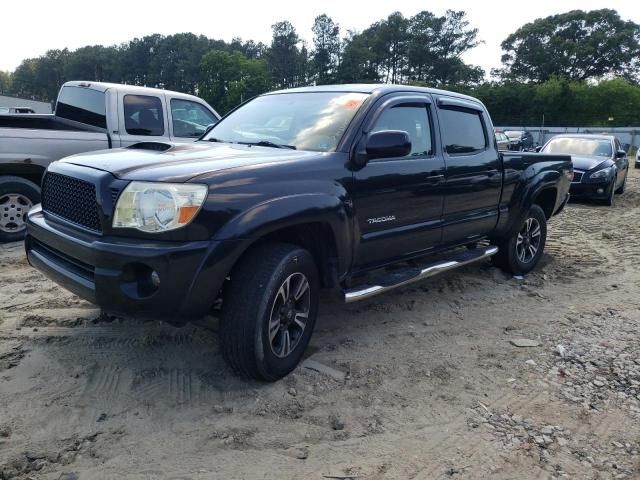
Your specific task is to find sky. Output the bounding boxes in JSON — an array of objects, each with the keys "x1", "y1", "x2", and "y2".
[{"x1": 1, "y1": 0, "x2": 639, "y2": 76}]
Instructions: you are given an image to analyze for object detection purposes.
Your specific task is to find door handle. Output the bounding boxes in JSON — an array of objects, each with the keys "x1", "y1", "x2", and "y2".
[
  {"x1": 425, "y1": 174, "x2": 445, "y2": 185},
  {"x1": 486, "y1": 169, "x2": 500, "y2": 177}
]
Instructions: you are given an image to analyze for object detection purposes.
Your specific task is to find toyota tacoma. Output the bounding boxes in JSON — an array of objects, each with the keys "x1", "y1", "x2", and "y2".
[{"x1": 25, "y1": 84, "x2": 572, "y2": 380}]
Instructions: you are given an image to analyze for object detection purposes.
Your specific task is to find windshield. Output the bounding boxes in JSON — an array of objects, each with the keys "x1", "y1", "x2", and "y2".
[
  {"x1": 202, "y1": 92, "x2": 369, "y2": 152},
  {"x1": 544, "y1": 138, "x2": 612, "y2": 157},
  {"x1": 504, "y1": 131, "x2": 524, "y2": 139}
]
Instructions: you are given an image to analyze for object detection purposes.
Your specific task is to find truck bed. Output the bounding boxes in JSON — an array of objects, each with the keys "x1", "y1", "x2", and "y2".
[{"x1": 0, "y1": 114, "x2": 87, "y2": 131}]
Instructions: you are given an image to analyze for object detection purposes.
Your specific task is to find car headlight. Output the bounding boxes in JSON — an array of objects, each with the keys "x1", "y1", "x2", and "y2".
[
  {"x1": 113, "y1": 182, "x2": 207, "y2": 232},
  {"x1": 589, "y1": 166, "x2": 614, "y2": 180}
]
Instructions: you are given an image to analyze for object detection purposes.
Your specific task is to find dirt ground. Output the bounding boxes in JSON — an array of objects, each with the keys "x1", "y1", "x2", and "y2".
[{"x1": 1, "y1": 169, "x2": 640, "y2": 480}]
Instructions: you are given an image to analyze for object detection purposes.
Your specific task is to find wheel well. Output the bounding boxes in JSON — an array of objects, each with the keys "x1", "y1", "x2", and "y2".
[
  {"x1": 0, "y1": 164, "x2": 46, "y2": 188},
  {"x1": 532, "y1": 188, "x2": 556, "y2": 219},
  {"x1": 258, "y1": 222, "x2": 340, "y2": 289}
]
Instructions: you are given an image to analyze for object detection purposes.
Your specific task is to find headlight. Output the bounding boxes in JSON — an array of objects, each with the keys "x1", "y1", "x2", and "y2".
[
  {"x1": 113, "y1": 182, "x2": 207, "y2": 232},
  {"x1": 589, "y1": 166, "x2": 614, "y2": 180}
]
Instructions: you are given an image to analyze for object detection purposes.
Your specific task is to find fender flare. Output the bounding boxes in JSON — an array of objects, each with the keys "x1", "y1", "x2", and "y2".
[
  {"x1": 214, "y1": 193, "x2": 354, "y2": 277},
  {"x1": 495, "y1": 168, "x2": 561, "y2": 238}
]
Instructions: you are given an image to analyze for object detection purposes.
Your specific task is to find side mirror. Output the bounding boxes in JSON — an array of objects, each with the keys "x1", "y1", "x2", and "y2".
[
  {"x1": 616, "y1": 149, "x2": 627, "y2": 158},
  {"x1": 535, "y1": 146, "x2": 542, "y2": 153},
  {"x1": 198, "y1": 123, "x2": 217, "y2": 141},
  {"x1": 366, "y1": 130, "x2": 412, "y2": 160}
]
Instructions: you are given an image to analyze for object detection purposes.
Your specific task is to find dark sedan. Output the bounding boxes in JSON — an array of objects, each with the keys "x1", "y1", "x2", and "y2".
[
  {"x1": 541, "y1": 134, "x2": 629, "y2": 206},
  {"x1": 505, "y1": 130, "x2": 534, "y2": 151}
]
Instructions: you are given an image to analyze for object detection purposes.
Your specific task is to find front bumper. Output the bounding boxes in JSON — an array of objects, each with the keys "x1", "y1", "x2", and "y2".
[
  {"x1": 569, "y1": 180, "x2": 613, "y2": 199},
  {"x1": 25, "y1": 205, "x2": 244, "y2": 320}
]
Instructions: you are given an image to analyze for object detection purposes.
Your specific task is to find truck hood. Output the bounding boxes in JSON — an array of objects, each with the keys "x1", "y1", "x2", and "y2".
[{"x1": 59, "y1": 142, "x2": 320, "y2": 182}]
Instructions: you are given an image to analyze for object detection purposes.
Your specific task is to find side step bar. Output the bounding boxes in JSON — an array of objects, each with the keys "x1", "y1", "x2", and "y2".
[{"x1": 344, "y1": 245, "x2": 498, "y2": 303}]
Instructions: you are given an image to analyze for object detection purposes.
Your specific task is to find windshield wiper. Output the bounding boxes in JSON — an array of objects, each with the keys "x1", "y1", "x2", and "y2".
[
  {"x1": 207, "y1": 137, "x2": 224, "y2": 143},
  {"x1": 239, "y1": 140, "x2": 296, "y2": 150}
]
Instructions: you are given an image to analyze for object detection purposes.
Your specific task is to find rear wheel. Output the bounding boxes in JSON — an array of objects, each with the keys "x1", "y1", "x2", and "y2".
[
  {"x1": 220, "y1": 243, "x2": 319, "y2": 381},
  {"x1": 0, "y1": 176, "x2": 40, "y2": 243},
  {"x1": 492, "y1": 204, "x2": 547, "y2": 275}
]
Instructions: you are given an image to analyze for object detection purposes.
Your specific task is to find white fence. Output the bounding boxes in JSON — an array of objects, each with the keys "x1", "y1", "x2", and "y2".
[{"x1": 495, "y1": 126, "x2": 640, "y2": 150}]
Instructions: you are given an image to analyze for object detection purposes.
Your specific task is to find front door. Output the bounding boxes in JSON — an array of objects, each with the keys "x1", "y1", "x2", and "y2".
[{"x1": 352, "y1": 95, "x2": 445, "y2": 270}]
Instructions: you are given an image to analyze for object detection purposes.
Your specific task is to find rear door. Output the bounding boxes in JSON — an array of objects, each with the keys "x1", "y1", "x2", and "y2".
[
  {"x1": 436, "y1": 96, "x2": 502, "y2": 245},
  {"x1": 352, "y1": 94, "x2": 445, "y2": 269},
  {"x1": 117, "y1": 92, "x2": 170, "y2": 146}
]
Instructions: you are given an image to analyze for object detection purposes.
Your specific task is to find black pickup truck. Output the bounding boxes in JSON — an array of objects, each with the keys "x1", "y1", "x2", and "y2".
[{"x1": 25, "y1": 85, "x2": 572, "y2": 380}]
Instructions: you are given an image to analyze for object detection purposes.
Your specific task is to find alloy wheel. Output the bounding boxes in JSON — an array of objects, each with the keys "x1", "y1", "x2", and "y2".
[
  {"x1": 515, "y1": 217, "x2": 542, "y2": 264},
  {"x1": 268, "y1": 272, "x2": 311, "y2": 358}
]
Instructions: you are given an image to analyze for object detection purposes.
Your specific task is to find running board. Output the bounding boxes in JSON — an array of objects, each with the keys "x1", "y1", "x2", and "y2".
[{"x1": 344, "y1": 245, "x2": 498, "y2": 303}]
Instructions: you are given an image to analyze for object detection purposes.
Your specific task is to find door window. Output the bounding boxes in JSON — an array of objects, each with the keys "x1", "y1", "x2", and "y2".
[
  {"x1": 123, "y1": 95, "x2": 164, "y2": 136},
  {"x1": 371, "y1": 104, "x2": 432, "y2": 157},
  {"x1": 439, "y1": 107, "x2": 487, "y2": 154},
  {"x1": 170, "y1": 99, "x2": 218, "y2": 137}
]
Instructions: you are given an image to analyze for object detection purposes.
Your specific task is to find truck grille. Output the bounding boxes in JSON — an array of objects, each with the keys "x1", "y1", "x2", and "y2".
[{"x1": 42, "y1": 173, "x2": 102, "y2": 232}]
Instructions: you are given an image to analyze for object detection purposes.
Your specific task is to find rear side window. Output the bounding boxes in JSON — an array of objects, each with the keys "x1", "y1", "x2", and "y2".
[
  {"x1": 170, "y1": 99, "x2": 217, "y2": 137},
  {"x1": 439, "y1": 107, "x2": 487, "y2": 154},
  {"x1": 56, "y1": 86, "x2": 107, "y2": 129},
  {"x1": 371, "y1": 104, "x2": 432, "y2": 157},
  {"x1": 124, "y1": 95, "x2": 164, "y2": 136}
]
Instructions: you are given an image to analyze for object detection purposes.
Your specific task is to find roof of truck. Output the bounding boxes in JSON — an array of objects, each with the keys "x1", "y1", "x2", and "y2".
[
  {"x1": 61, "y1": 81, "x2": 210, "y2": 103},
  {"x1": 267, "y1": 83, "x2": 484, "y2": 104}
]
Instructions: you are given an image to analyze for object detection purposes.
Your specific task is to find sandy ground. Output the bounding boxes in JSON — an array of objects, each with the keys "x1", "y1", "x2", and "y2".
[{"x1": 1, "y1": 169, "x2": 640, "y2": 480}]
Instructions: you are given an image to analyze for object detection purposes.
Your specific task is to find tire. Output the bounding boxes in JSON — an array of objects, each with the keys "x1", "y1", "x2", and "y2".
[
  {"x1": 615, "y1": 172, "x2": 627, "y2": 194},
  {"x1": 0, "y1": 176, "x2": 41, "y2": 243},
  {"x1": 491, "y1": 204, "x2": 547, "y2": 275},
  {"x1": 220, "y1": 243, "x2": 319, "y2": 381}
]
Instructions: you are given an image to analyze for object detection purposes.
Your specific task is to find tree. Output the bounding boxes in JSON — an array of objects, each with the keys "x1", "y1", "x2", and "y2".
[
  {"x1": 471, "y1": 78, "x2": 640, "y2": 127},
  {"x1": 498, "y1": 9, "x2": 640, "y2": 82},
  {"x1": 3, "y1": 11, "x2": 486, "y2": 102},
  {"x1": 229, "y1": 38, "x2": 268, "y2": 60},
  {"x1": 378, "y1": 12, "x2": 410, "y2": 84},
  {"x1": 337, "y1": 29, "x2": 381, "y2": 83},
  {"x1": 311, "y1": 14, "x2": 341, "y2": 84},
  {"x1": 64, "y1": 45, "x2": 121, "y2": 83},
  {"x1": 268, "y1": 21, "x2": 305, "y2": 88},
  {"x1": 31, "y1": 49, "x2": 70, "y2": 101},
  {"x1": 337, "y1": 10, "x2": 482, "y2": 86},
  {"x1": 0, "y1": 71, "x2": 12, "y2": 95},
  {"x1": 407, "y1": 10, "x2": 483, "y2": 86},
  {"x1": 199, "y1": 50, "x2": 272, "y2": 114}
]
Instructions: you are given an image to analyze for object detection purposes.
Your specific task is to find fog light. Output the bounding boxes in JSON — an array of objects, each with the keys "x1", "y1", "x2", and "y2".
[
  {"x1": 596, "y1": 188, "x2": 604, "y2": 195},
  {"x1": 150, "y1": 270, "x2": 160, "y2": 287}
]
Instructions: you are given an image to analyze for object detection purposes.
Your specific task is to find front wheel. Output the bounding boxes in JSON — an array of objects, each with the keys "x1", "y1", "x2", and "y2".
[
  {"x1": 0, "y1": 176, "x2": 41, "y2": 243},
  {"x1": 220, "y1": 243, "x2": 319, "y2": 381},
  {"x1": 492, "y1": 204, "x2": 547, "y2": 275}
]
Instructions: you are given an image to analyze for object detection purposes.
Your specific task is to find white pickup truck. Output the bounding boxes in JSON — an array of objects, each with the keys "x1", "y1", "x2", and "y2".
[{"x1": 0, "y1": 81, "x2": 220, "y2": 241}]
